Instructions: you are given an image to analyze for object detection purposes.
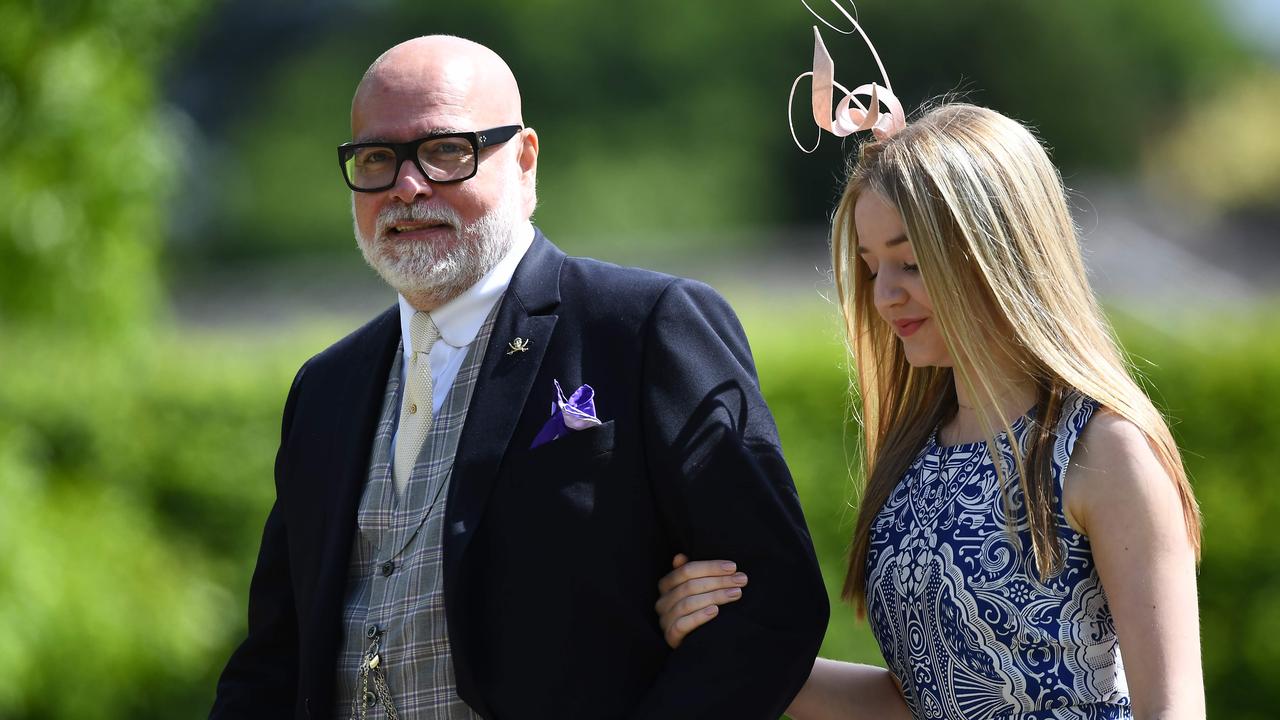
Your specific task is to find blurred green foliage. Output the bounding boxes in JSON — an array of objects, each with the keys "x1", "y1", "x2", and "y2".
[
  {"x1": 0, "y1": 324, "x2": 321, "y2": 718},
  {"x1": 1146, "y1": 66, "x2": 1280, "y2": 212},
  {"x1": 179, "y1": 0, "x2": 1249, "y2": 262},
  {"x1": 1, "y1": 306, "x2": 1277, "y2": 717},
  {"x1": 0, "y1": 0, "x2": 205, "y2": 338}
]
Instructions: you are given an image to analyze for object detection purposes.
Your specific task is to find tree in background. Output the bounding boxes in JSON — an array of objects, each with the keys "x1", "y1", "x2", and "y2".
[
  {"x1": 1146, "y1": 67, "x2": 1280, "y2": 213},
  {"x1": 166, "y1": 0, "x2": 1251, "y2": 262},
  {"x1": 0, "y1": 0, "x2": 203, "y2": 339}
]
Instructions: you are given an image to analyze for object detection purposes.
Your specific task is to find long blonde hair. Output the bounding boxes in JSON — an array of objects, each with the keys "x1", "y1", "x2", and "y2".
[{"x1": 834, "y1": 104, "x2": 1201, "y2": 610}]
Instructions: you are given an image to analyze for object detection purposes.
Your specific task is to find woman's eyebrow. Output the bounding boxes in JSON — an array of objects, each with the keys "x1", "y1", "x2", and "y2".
[{"x1": 856, "y1": 235, "x2": 908, "y2": 253}]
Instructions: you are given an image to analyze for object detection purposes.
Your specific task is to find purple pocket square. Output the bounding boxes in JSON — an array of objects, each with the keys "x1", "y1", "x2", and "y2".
[{"x1": 530, "y1": 380, "x2": 602, "y2": 449}]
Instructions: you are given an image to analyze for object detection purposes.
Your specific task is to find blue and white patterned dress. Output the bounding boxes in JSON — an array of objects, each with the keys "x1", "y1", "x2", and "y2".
[{"x1": 865, "y1": 393, "x2": 1131, "y2": 719}]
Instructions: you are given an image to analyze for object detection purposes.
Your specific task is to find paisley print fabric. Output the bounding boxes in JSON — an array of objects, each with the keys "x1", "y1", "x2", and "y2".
[{"x1": 866, "y1": 393, "x2": 1131, "y2": 719}]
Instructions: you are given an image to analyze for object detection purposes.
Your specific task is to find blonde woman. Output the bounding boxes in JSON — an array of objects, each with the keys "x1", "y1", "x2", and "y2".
[{"x1": 655, "y1": 104, "x2": 1204, "y2": 719}]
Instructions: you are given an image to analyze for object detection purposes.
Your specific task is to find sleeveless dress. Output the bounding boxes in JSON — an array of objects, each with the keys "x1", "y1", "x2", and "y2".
[{"x1": 865, "y1": 393, "x2": 1132, "y2": 719}]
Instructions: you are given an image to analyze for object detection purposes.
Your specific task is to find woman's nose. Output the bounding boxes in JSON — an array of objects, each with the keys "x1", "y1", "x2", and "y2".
[{"x1": 873, "y1": 274, "x2": 907, "y2": 311}]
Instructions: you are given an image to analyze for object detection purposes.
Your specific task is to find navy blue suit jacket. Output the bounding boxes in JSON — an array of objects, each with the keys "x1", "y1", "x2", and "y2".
[{"x1": 211, "y1": 230, "x2": 829, "y2": 719}]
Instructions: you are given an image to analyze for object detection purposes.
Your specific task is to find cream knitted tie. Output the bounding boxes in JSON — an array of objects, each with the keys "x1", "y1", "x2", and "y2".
[{"x1": 394, "y1": 311, "x2": 441, "y2": 497}]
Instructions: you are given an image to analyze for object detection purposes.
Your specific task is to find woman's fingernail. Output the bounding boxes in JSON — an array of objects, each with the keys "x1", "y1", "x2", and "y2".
[
  {"x1": 704, "y1": 605, "x2": 718, "y2": 616},
  {"x1": 720, "y1": 561, "x2": 736, "y2": 572},
  {"x1": 733, "y1": 573, "x2": 748, "y2": 585},
  {"x1": 727, "y1": 588, "x2": 742, "y2": 598}
]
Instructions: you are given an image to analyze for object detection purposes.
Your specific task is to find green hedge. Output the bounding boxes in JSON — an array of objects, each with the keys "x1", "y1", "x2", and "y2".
[
  {"x1": 0, "y1": 326, "x2": 321, "y2": 718},
  {"x1": 1, "y1": 305, "x2": 1275, "y2": 717}
]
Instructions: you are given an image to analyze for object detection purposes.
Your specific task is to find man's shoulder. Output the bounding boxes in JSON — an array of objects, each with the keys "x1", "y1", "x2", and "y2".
[
  {"x1": 560, "y1": 253, "x2": 677, "y2": 293},
  {"x1": 298, "y1": 303, "x2": 399, "y2": 376},
  {"x1": 556, "y1": 253, "x2": 730, "y2": 319}
]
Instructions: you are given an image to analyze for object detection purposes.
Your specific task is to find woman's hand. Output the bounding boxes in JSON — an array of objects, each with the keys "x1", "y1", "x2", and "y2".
[{"x1": 654, "y1": 554, "x2": 749, "y2": 648}]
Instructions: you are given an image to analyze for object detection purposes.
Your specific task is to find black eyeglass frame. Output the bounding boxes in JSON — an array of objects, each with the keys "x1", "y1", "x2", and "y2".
[{"x1": 337, "y1": 124, "x2": 523, "y2": 192}]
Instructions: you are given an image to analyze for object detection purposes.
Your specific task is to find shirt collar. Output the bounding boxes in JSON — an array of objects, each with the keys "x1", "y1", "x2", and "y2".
[{"x1": 398, "y1": 221, "x2": 535, "y2": 350}]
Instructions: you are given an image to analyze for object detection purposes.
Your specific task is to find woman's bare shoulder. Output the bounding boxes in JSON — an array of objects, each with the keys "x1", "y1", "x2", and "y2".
[{"x1": 1064, "y1": 407, "x2": 1173, "y2": 535}]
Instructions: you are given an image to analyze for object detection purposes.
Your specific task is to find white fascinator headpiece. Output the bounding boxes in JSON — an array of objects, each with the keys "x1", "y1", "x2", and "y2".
[{"x1": 789, "y1": 0, "x2": 906, "y2": 152}]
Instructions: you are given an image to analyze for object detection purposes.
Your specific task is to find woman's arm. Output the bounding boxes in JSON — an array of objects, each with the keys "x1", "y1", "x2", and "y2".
[
  {"x1": 656, "y1": 556, "x2": 912, "y2": 720},
  {"x1": 785, "y1": 658, "x2": 911, "y2": 720},
  {"x1": 1066, "y1": 411, "x2": 1205, "y2": 720}
]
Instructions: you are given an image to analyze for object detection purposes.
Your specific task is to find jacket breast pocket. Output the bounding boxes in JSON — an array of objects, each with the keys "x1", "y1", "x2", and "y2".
[
  {"x1": 524, "y1": 419, "x2": 616, "y2": 466},
  {"x1": 511, "y1": 420, "x2": 616, "y2": 516}
]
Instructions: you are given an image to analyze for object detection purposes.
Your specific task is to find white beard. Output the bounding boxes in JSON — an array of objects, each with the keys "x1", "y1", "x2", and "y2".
[{"x1": 354, "y1": 189, "x2": 521, "y2": 308}]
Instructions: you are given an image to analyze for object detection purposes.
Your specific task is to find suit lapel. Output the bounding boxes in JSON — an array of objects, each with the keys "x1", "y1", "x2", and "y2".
[{"x1": 444, "y1": 231, "x2": 564, "y2": 581}]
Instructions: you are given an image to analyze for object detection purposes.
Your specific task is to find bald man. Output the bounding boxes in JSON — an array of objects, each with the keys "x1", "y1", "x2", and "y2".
[{"x1": 211, "y1": 36, "x2": 827, "y2": 720}]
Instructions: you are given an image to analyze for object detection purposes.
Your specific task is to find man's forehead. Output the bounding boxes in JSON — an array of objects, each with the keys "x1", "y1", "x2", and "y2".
[
  {"x1": 352, "y1": 86, "x2": 476, "y2": 139},
  {"x1": 351, "y1": 63, "x2": 509, "y2": 141}
]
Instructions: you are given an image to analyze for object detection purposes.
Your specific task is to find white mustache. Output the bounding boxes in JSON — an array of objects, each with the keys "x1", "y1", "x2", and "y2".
[{"x1": 376, "y1": 202, "x2": 463, "y2": 238}]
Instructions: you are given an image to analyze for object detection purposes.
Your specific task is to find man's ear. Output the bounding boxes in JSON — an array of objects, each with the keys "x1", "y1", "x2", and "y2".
[
  {"x1": 517, "y1": 128, "x2": 540, "y2": 217},
  {"x1": 518, "y1": 127, "x2": 539, "y2": 176}
]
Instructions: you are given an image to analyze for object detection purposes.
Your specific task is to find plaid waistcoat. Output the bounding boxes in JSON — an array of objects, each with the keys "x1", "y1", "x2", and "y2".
[{"x1": 333, "y1": 308, "x2": 497, "y2": 719}]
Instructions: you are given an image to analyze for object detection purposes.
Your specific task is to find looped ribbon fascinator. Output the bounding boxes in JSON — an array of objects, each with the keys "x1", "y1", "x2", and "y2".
[{"x1": 788, "y1": 0, "x2": 906, "y2": 151}]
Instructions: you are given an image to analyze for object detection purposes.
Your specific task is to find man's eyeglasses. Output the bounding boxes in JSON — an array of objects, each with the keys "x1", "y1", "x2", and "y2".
[{"x1": 337, "y1": 125, "x2": 523, "y2": 192}]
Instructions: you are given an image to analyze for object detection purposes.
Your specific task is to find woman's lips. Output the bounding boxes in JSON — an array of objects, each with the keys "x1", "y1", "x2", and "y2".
[{"x1": 893, "y1": 318, "x2": 926, "y2": 337}]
